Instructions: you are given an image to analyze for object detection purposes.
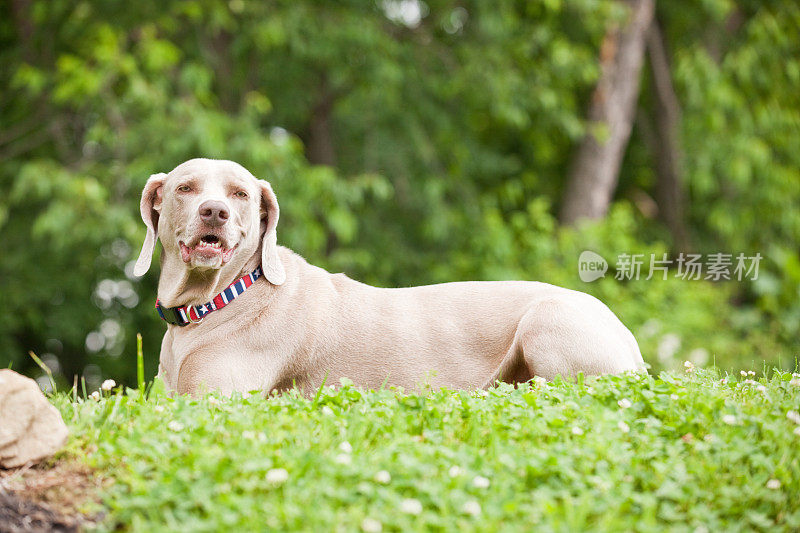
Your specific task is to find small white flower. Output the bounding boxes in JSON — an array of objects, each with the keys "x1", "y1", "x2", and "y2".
[
  {"x1": 766, "y1": 479, "x2": 781, "y2": 490},
  {"x1": 748, "y1": 371, "x2": 755, "y2": 377},
  {"x1": 448, "y1": 466, "x2": 463, "y2": 478},
  {"x1": 618, "y1": 421, "x2": 630, "y2": 433},
  {"x1": 756, "y1": 385, "x2": 766, "y2": 393},
  {"x1": 787, "y1": 411, "x2": 800, "y2": 425},
  {"x1": 321, "y1": 406, "x2": 335, "y2": 416},
  {"x1": 472, "y1": 475, "x2": 490, "y2": 489},
  {"x1": 740, "y1": 371, "x2": 748, "y2": 377},
  {"x1": 794, "y1": 427, "x2": 800, "y2": 436},
  {"x1": 335, "y1": 453, "x2": 352, "y2": 465},
  {"x1": 374, "y1": 470, "x2": 391, "y2": 484},
  {"x1": 462, "y1": 500, "x2": 481, "y2": 516},
  {"x1": 90, "y1": 391, "x2": 101, "y2": 401},
  {"x1": 618, "y1": 398, "x2": 632, "y2": 409},
  {"x1": 339, "y1": 441, "x2": 353, "y2": 454},
  {"x1": 722, "y1": 414, "x2": 737, "y2": 425},
  {"x1": 683, "y1": 361, "x2": 695, "y2": 373},
  {"x1": 743, "y1": 379, "x2": 757, "y2": 386},
  {"x1": 154, "y1": 405, "x2": 165, "y2": 413},
  {"x1": 719, "y1": 378, "x2": 728, "y2": 385},
  {"x1": 586, "y1": 387, "x2": 595, "y2": 395},
  {"x1": 101, "y1": 379, "x2": 116, "y2": 391},
  {"x1": 793, "y1": 373, "x2": 800, "y2": 378},
  {"x1": 361, "y1": 518, "x2": 382, "y2": 533},
  {"x1": 532, "y1": 376, "x2": 547, "y2": 387},
  {"x1": 790, "y1": 378, "x2": 800, "y2": 387},
  {"x1": 208, "y1": 396, "x2": 220, "y2": 406},
  {"x1": 670, "y1": 394, "x2": 679, "y2": 400},
  {"x1": 167, "y1": 420, "x2": 184, "y2": 432},
  {"x1": 571, "y1": 426, "x2": 584, "y2": 436},
  {"x1": 400, "y1": 498, "x2": 422, "y2": 515},
  {"x1": 266, "y1": 468, "x2": 289, "y2": 485}
]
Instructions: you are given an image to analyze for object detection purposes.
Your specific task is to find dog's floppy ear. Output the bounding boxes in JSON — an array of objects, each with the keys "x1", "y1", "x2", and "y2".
[
  {"x1": 258, "y1": 180, "x2": 286, "y2": 285},
  {"x1": 133, "y1": 173, "x2": 167, "y2": 277}
]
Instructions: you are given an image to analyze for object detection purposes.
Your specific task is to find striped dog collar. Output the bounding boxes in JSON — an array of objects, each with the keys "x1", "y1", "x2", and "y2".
[{"x1": 155, "y1": 267, "x2": 263, "y2": 326}]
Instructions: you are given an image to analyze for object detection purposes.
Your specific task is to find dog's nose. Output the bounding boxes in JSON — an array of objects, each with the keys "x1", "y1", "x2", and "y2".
[{"x1": 198, "y1": 200, "x2": 229, "y2": 227}]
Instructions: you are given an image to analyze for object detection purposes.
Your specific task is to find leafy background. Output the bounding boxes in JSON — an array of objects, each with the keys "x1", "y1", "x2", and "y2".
[{"x1": 1, "y1": 0, "x2": 798, "y2": 390}]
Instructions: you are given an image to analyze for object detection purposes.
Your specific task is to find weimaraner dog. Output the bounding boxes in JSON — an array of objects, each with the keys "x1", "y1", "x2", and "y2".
[{"x1": 134, "y1": 159, "x2": 644, "y2": 396}]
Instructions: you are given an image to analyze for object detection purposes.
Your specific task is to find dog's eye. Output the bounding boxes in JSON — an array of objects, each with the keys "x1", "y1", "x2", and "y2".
[
  {"x1": 234, "y1": 191, "x2": 248, "y2": 199},
  {"x1": 177, "y1": 185, "x2": 192, "y2": 193}
]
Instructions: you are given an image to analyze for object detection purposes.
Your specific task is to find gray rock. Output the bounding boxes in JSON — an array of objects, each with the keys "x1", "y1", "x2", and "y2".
[{"x1": 0, "y1": 369, "x2": 69, "y2": 469}]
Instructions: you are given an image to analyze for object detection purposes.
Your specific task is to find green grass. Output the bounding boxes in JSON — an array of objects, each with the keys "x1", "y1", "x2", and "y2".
[{"x1": 54, "y1": 369, "x2": 800, "y2": 532}]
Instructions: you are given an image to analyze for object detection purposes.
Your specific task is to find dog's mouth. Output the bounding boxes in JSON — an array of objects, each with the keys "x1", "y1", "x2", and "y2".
[{"x1": 180, "y1": 234, "x2": 238, "y2": 265}]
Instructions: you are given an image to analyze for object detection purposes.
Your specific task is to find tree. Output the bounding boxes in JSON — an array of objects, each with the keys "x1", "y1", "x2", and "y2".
[
  {"x1": 559, "y1": 0, "x2": 654, "y2": 225},
  {"x1": 644, "y1": 18, "x2": 689, "y2": 251},
  {"x1": 1, "y1": 0, "x2": 797, "y2": 385}
]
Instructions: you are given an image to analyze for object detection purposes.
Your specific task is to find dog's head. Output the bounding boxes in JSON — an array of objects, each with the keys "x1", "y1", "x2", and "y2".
[{"x1": 133, "y1": 158, "x2": 285, "y2": 286}]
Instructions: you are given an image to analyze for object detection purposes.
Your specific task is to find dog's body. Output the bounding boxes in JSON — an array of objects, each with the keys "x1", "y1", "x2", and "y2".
[{"x1": 136, "y1": 159, "x2": 644, "y2": 396}]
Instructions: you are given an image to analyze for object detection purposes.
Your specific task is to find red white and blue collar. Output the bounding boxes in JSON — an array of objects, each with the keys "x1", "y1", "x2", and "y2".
[{"x1": 156, "y1": 267, "x2": 263, "y2": 326}]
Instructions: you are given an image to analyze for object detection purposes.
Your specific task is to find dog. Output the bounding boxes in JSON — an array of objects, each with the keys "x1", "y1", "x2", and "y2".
[{"x1": 134, "y1": 158, "x2": 644, "y2": 396}]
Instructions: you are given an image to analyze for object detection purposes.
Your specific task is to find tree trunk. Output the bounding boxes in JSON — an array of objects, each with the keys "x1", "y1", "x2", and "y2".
[
  {"x1": 646, "y1": 19, "x2": 690, "y2": 251},
  {"x1": 305, "y1": 74, "x2": 337, "y2": 167},
  {"x1": 559, "y1": 0, "x2": 655, "y2": 225},
  {"x1": 209, "y1": 30, "x2": 236, "y2": 113},
  {"x1": 10, "y1": 0, "x2": 34, "y2": 62}
]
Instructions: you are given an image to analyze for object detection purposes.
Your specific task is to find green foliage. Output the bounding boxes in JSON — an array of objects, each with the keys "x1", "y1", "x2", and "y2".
[
  {"x1": 667, "y1": 2, "x2": 800, "y2": 253},
  {"x1": 1, "y1": 0, "x2": 797, "y2": 386},
  {"x1": 660, "y1": 0, "x2": 800, "y2": 347},
  {"x1": 55, "y1": 370, "x2": 800, "y2": 531}
]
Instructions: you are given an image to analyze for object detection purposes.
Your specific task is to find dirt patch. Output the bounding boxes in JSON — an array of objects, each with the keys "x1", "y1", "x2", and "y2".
[
  {"x1": 0, "y1": 459, "x2": 105, "y2": 532},
  {"x1": 0, "y1": 492, "x2": 79, "y2": 532}
]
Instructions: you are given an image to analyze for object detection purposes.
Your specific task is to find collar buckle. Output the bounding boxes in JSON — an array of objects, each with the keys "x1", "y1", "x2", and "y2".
[{"x1": 155, "y1": 300, "x2": 190, "y2": 326}]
